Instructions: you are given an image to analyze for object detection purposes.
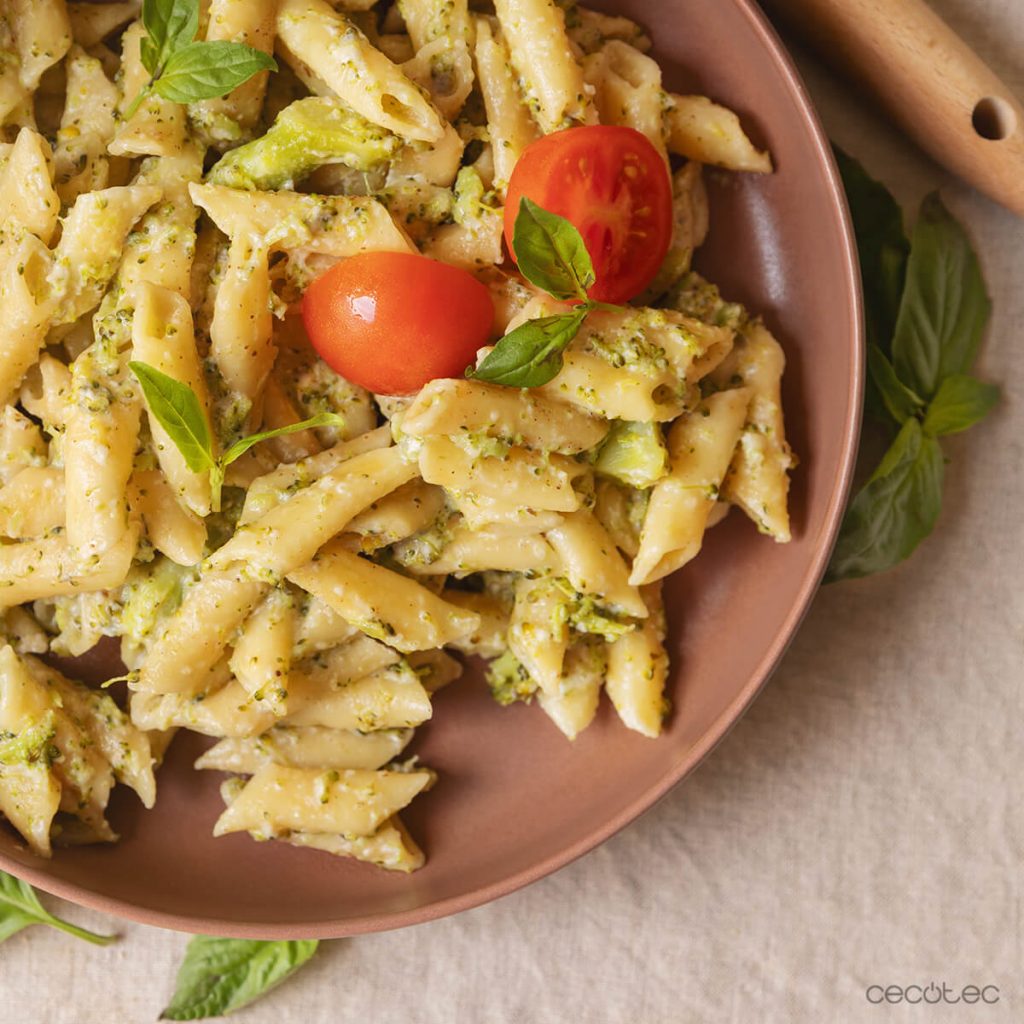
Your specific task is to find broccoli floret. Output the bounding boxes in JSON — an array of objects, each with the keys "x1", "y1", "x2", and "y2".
[
  {"x1": 593, "y1": 420, "x2": 669, "y2": 489},
  {"x1": 549, "y1": 577, "x2": 637, "y2": 641},
  {"x1": 486, "y1": 651, "x2": 538, "y2": 706},
  {"x1": 207, "y1": 97, "x2": 401, "y2": 192},
  {"x1": 0, "y1": 711, "x2": 57, "y2": 767},
  {"x1": 120, "y1": 558, "x2": 192, "y2": 650},
  {"x1": 665, "y1": 272, "x2": 747, "y2": 330}
]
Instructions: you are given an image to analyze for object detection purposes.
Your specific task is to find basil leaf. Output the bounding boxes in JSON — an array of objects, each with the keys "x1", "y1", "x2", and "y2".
[
  {"x1": 160, "y1": 937, "x2": 319, "y2": 1021},
  {"x1": 142, "y1": 0, "x2": 200, "y2": 75},
  {"x1": 513, "y1": 198, "x2": 595, "y2": 301},
  {"x1": 827, "y1": 418, "x2": 944, "y2": 582},
  {"x1": 891, "y1": 193, "x2": 991, "y2": 400},
  {"x1": 154, "y1": 42, "x2": 277, "y2": 104},
  {"x1": 469, "y1": 308, "x2": 588, "y2": 388},
  {"x1": 129, "y1": 361, "x2": 215, "y2": 474},
  {"x1": 0, "y1": 870, "x2": 115, "y2": 946},
  {"x1": 220, "y1": 413, "x2": 346, "y2": 467},
  {"x1": 867, "y1": 344, "x2": 923, "y2": 424},
  {"x1": 834, "y1": 147, "x2": 909, "y2": 352},
  {"x1": 922, "y1": 373, "x2": 999, "y2": 437}
]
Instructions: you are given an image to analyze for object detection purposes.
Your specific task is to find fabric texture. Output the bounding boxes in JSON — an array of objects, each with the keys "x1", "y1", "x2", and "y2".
[{"x1": 1, "y1": 1, "x2": 1020, "y2": 1020}]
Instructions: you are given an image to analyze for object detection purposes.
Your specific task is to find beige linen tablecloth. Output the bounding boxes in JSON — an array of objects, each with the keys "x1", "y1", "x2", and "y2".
[{"x1": 2, "y1": 1, "x2": 1021, "y2": 1021}]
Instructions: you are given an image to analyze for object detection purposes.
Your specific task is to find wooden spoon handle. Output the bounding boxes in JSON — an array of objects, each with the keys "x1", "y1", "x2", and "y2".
[{"x1": 764, "y1": 0, "x2": 1024, "y2": 215}]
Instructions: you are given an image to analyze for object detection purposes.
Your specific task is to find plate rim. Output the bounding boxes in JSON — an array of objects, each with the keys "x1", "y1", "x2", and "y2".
[{"x1": 0, "y1": 0, "x2": 865, "y2": 939}]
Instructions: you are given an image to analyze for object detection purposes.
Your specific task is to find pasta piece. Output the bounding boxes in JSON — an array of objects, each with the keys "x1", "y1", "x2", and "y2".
[
  {"x1": 0, "y1": 0, "x2": 72, "y2": 122},
  {"x1": 508, "y1": 576, "x2": 570, "y2": 695},
  {"x1": 229, "y1": 590, "x2": 296, "y2": 714},
  {"x1": 0, "y1": 759, "x2": 60, "y2": 857},
  {"x1": 402, "y1": 378, "x2": 608, "y2": 453},
  {"x1": 0, "y1": 528, "x2": 139, "y2": 609},
  {"x1": 665, "y1": 94, "x2": 772, "y2": 173},
  {"x1": 709, "y1": 322, "x2": 795, "y2": 541},
  {"x1": 630, "y1": 388, "x2": 753, "y2": 585},
  {"x1": 29, "y1": 657, "x2": 156, "y2": 808},
  {"x1": 492, "y1": 0, "x2": 592, "y2": 133},
  {"x1": 19, "y1": 353, "x2": 72, "y2": 432},
  {"x1": 52, "y1": 184, "x2": 163, "y2": 325},
  {"x1": 473, "y1": 16, "x2": 539, "y2": 193},
  {"x1": 239, "y1": 425, "x2": 392, "y2": 524},
  {"x1": 287, "y1": 539, "x2": 481, "y2": 652},
  {"x1": 447, "y1": 491, "x2": 563, "y2": 534},
  {"x1": 407, "y1": 523, "x2": 557, "y2": 577},
  {"x1": 0, "y1": 128, "x2": 59, "y2": 242},
  {"x1": 0, "y1": 466, "x2": 65, "y2": 539},
  {"x1": 64, "y1": 364, "x2": 141, "y2": 565},
  {"x1": 398, "y1": 0, "x2": 474, "y2": 119},
  {"x1": 385, "y1": 121, "x2": 464, "y2": 188},
  {"x1": 276, "y1": 0, "x2": 444, "y2": 143},
  {"x1": 135, "y1": 573, "x2": 269, "y2": 695},
  {"x1": 1, "y1": 607, "x2": 49, "y2": 655},
  {"x1": 195, "y1": 726, "x2": 414, "y2": 774},
  {"x1": 293, "y1": 595, "x2": 359, "y2": 656},
  {"x1": 285, "y1": 662, "x2": 433, "y2": 730},
  {"x1": 441, "y1": 589, "x2": 510, "y2": 658},
  {"x1": 418, "y1": 436, "x2": 585, "y2": 513},
  {"x1": 214, "y1": 762, "x2": 434, "y2": 838},
  {"x1": 605, "y1": 584, "x2": 669, "y2": 738},
  {"x1": 582, "y1": 40, "x2": 665, "y2": 157},
  {"x1": 592, "y1": 478, "x2": 643, "y2": 558},
  {"x1": 285, "y1": 816, "x2": 424, "y2": 872},
  {"x1": 211, "y1": 446, "x2": 418, "y2": 578},
  {"x1": 190, "y1": 0, "x2": 277, "y2": 146},
  {"x1": 110, "y1": 22, "x2": 187, "y2": 157},
  {"x1": 0, "y1": 227, "x2": 55, "y2": 405},
  {"x1": 568, "y1": 7, "x2": 651, "y2": 55},
  {"x1": 131, "y1": 679, "x2": 279, "y2": 739},
  {"x1": 131, "y1": 283, "x2": 213, "y2": 516},
  {"x1": 537, "y1": 637, "x2": 606, "y2": 740},
  {"x1": 345, "y1": 479, "x2": 446, "y2": 551},
  {"x1": 128, "y1": 470, "x2": 206, "y2": 567},
  {"x1": 190, "y1": 184, "x2": 414, "y2": 258},
  {"x1": 54, "y1": 46, "x2": 118, "y2": 205},
  {"x1": 546, "y1": 510, "x2": 647, "y2": 617}
]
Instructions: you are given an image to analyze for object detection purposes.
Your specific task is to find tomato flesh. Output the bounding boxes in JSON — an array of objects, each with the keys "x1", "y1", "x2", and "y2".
[
  {"x1": 302, "y1": 251, "x2": 494, "y2": 395},
  {"x1": 504, "y1": 126, "x2": 673, "y2": 304}
]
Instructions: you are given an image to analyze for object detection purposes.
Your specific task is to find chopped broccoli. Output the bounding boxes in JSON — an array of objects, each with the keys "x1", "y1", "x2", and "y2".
[
  {"x1": 486, "y1": 651, "x2": 538, "y2": 706},
  {"x1": 207, "y1": 97, "x2": 401, "y2": 192},
  {"x1": 594, "y1": 420, "x2": 669, "y2": 489},
  {"x1": 452, "y1": 166, "x2": 498, "y2": 225},
  {"x1": 550, "y1": 577, "x2": 637, "y2": 641},
  {"x1": 665, "y1": 272, "x2": 747, "y2": 330},
  {"x1": 120, "y1": 558, "x2": 191, "y2": 650},
  {"x1": 0, "y1": 711, "x2": 57, "y2": 767}
]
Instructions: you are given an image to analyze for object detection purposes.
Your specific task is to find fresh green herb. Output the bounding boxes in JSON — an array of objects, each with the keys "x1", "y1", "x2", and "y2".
[
  {"x1": 470, "y1": 199, "x2": 621, "y2": 388},
  {"x1": 160, "y1": 937, "x2": 319, "y2": 1021},
  {"x1": 130, "y1": 361, "x2": 344, "y2": 512},
  {"x1": 513, "y1": 197, "x2": 595, "y2": 301},
  {"x1": 827, "y1": 153, "x2": 998, "y2": 581},
  {"x1": 828, "y1": 419, "x2": 944, "y2": 581},
  {"x1": 0, "y1": 870, "x2": 116, "y2": 946},
  {"x1": 126, "y1": 0, "x2": 277, "y2": 119}
]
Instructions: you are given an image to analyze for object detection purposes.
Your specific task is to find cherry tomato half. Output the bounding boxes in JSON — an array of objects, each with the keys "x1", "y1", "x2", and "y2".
[
  {"x1": 302, "y1": 251, "x2": 494, "y2": 395},
  {"x1": 504, "y1": 125, "x2": 673, "y2": 305}
]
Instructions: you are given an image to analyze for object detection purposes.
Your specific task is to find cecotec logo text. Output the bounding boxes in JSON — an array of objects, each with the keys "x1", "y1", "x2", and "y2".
[{"x1": 866, "y1": 984, "x2": 1000, "y2": 1005}]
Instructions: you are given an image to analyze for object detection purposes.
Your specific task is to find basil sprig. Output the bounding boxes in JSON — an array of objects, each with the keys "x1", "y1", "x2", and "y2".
[
  {"x1": 125, "y1": 0, "x2": 277, "y2": 119},
  {"x1": 0, "y1": 870, "x2": 115, "y2": 946},
  {"x1": 160, "y1": 936, "x2": 319, "y2": 1021},
  {"x1": 130, "y1": 361, "x2": 344, "y2": 511},
  {"x1": 470, "y1": 198, "x2": 619, "y2": 388},
  {"x1": 827, "y1": 152, "x2": 999, "y2": 581}
]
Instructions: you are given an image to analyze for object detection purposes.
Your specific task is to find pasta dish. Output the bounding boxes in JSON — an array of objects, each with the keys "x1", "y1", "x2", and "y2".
[{"x1": 0, "y1": 0, "x2": 793, "y2": 874}]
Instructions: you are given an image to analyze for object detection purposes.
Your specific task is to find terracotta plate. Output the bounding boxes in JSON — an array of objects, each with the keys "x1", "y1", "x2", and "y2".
[{"x1": 0, "y1": 0, "x2": 863, "y2": 937}]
